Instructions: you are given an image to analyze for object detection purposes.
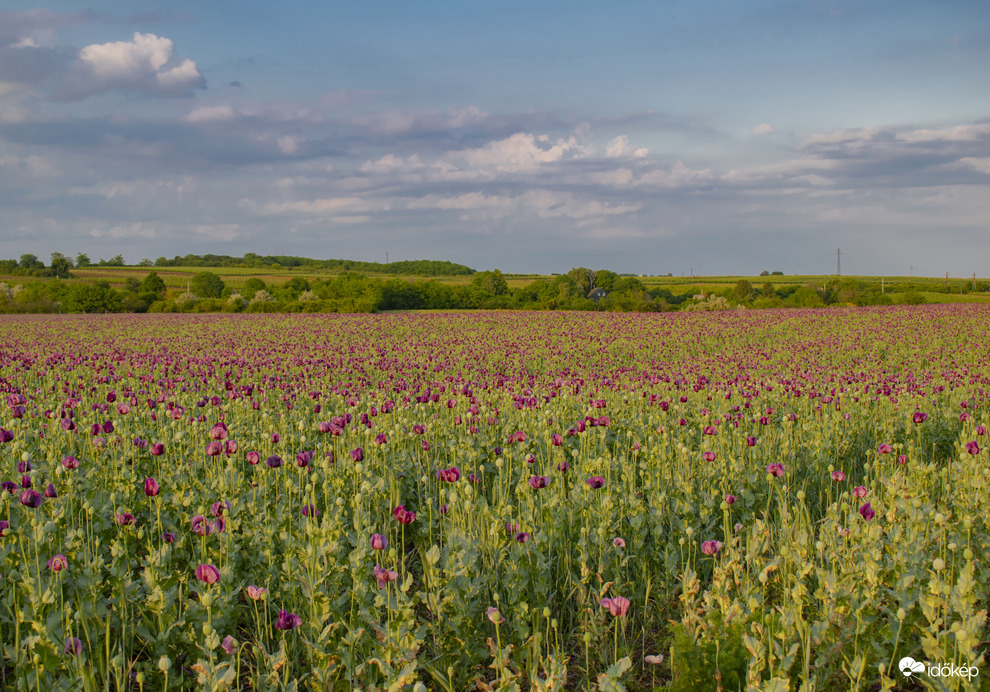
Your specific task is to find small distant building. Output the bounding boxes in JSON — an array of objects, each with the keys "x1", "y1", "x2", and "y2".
[{"x1": 588, "y1": 288, "x2": 608, "y2": 303}]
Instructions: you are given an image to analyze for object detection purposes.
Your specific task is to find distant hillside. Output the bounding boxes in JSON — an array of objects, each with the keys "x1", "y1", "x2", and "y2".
[{"x1": 151, "y1": 253, "x2": 475, "y2": 276}]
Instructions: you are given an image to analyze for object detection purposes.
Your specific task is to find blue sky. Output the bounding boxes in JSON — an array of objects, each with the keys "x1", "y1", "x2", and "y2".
[{"x1": 1, "y1": 1, "x2": 988, "y2": 275}]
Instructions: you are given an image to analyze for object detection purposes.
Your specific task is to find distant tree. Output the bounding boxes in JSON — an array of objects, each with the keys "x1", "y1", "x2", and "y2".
[
  {"x1": 140, "y1": 272, "x2": 167, "y2": 298},
  {"x1": 567, "y1": 267, "x2": 594, "y2": 295},
  {"x1": 771, "y1": 271, "x2": 784, "y2": 276},
  {"x1": 50, "y1": 253, "x2": 73, "y2": 277},
  {"x1": 594, "y1": 270, "x2": 618, "y2": 291},
  {"x1": 138, "y1": 258, "x2": 153, "y2": 267},
  {"x1": 190, "y1": 271, "x2": 225, "y2": 299},
  {"x1": 19, "y1": 254, "x2": 42, "y2": 270},
  {"x1": 733, "y1": 279, "x2": 754, "y2": 301},
  {"x1": 75, "y1": 253, "x2": 91, "y2": 267},
  {"x1": 759, "y1": 270, "x2": 769, "y2": 277},
  {"x1": 761, "y1": 281, "x2": 776, "y2": 298},
  {"x1": 123, "y1": 277, "x2": 141, "y2": 294},
  {"x1": 242, "y1": 278, "x2": 267, "y2": 298}
]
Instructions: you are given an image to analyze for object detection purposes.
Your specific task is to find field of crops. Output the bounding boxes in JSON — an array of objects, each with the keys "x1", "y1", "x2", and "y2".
[{"x1": 1, "y1": 307, "x2": 987, "y2": 691}]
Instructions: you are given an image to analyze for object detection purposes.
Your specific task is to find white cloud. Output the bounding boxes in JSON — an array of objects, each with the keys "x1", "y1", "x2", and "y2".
[
  {"x1": 605, "y1": 135, "x2": 648, "y2": 158},
  {"x1": 451, "y1": 132, "x2": 591, "y2": 174},
  {"x1": 65, "y1": 32, "x2": 205, "y2": 99},
  {"x1": 751, "y1": 123, "x2": 775, "y2": 136},
  {"x1": 185, "y1": 105, "x2": 235, "y2": 123},
  {"x1": 277, "y1": 135, "x2": 302, "y2": 155}
]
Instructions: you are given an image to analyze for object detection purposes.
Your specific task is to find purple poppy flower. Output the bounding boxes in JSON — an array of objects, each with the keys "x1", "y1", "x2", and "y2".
[
  {"x1": 60, "y1": 419, "x2": 75, "y2": 432},
  {"x1": 373, "y1": 564, "x2": 399, "y2": 588},
  {"x1": 556, "y1": 461, "x2": 570, "y2": 472},
  {"x1": 859, "y1": 502, "x2": 875, "y2": 521},
  {"x1": 221, "y1": 635, "x2": 238, "y2": 655},
  {"x1": 205, "y1": 441, "x2": 223, "y2": 457},
  {"x1": 21, "y1": 475, "x2": 31, "y2": 489},
  {"x1": 150, "y1": 443, "x2": 165, "y2": 456},
  {"x1": 17, "y1": 460, "x2": 31, "y2": 473},
  {"x1": 0, "y1": 428, "x2": 13, "y2": 443},
  {"x1": 350, "y1": 447, "x2": 363, "y2": 462},
  {"x1": 209, "y1": 424, "x2": 227, "y2": 441},
  {"x1": 436, "y1": 467, "x2": 460, "y2": 483},
  {"x1": 116, "y1": 513, "x2": 136, "y2": 526},
  {"x1": 246, "y1": 451, "x2": 260, "y2": 465},
  {"x1": 600, "y1": 596, "x2": 630, "y2": 617},
  {"x1": 1, "y1": 481, "x2": 17, "y2": 493},
  {"x1": 586, "y1": 476, "x2": 605, "y2": 489},
  {"x1": 701, "y1": 540, "x2": 722, "y2": 556},
  {"x1": 393, "y1": 505, "x2": 416, "y2": 524},
  {"x1": 64, "y1": 637, "x2": 83, "y2": 656},
  {"x1": 44, "y1": 483, "x2": 57, "y2": 499},
  {"x1": 61, "y1": 455, "x2": 79, "y2": 469},
  {"x1": 966, "y1": 441, "x2": 980, "y2": 456},
  {"x1": 551, "y1": 433, "x2": 563, "y2": 446},
  {"x1": 302, "y1": 504, "x2": 319, "y2": 517},
  {"x1": 19, "y1": 489, "x2": 43, "y2": 508},
  {"x1": 831, "y1": 470, "x2": 846, "y2": 482},
  {"x1": 48, "y1": 554, "x2": 68, "y2": 571},
  {"x1": 266, "y1": 455, "x2": 283, "y2": 468},
  {"x1": 211, "y1": 500, "x2": 230, "y2": 517},
  {"x1": 529, "y1": 475, "x2": 550, "y2": 490},
  {"x1": 877, "y1": 443, "x2": 893, "y2": 455},
  {"x1": 191, "y1": 515, "x2": 213, "y2": 536},
  {"x1": 275, "y1": 609, "x2": 301, "y2": 630},
  {"x1": 144, "y1": 478, "x2": 160, "y2": 497},
  {"x1": 245, "y1": 585, "x2": 268, "y2": 601},
  {"x1": 133, "y1": 437, "x2": 147, "y2": 449},
  {"x1": 724, "y1": 494, "x2": 736, "y2": 505},
  {"x1": 613, "y1": 537, "x2": 626, "y2": 548},
  {"x1": 0, "y1": 520, "x2": 10, "y2": 538},
  {"x1": 375, "y1": 433, "x2": 388, "y2": 445},
  {"x1": 977, "y1": 425, "x2": 986, "y2": 436},
  {"x1": 702, "y1": 451, "x2": 716, "y2": 462},
  {"x1": 371, "y1": 533, "x2": 388, "y2": 550},
  {"x1": 161, "y1": 532, "x2": 176, "y2": 543},
  {"x1": 913, "y1": 412, "x2": 928, "y2": 424},
  {"x1": 487, "y1": 606, "x2": 505, "y2": 624},
  {"x1": 196, "y1": 563, "x2": 221, "y2": 585},
  {"x1": 746, "y1": 436, "x2": 757, "y2": 446},
  {"x1": 514, "y1": 531, "x2": 531, "y2": 543},
  {"x1": 853, "y1": 486, "x2": 867, "y2": 498},
  {"x1": 765, "y1": 463, "x2": 785, "y2": 477},
  {"x1": 102, "y1": 421, "x2": 114, "y2": 434}
]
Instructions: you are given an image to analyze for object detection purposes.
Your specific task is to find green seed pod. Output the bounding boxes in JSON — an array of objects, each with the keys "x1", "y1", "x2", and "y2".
[{"x1": 158, "y1": 655, "x2": 171, "y2": 673}]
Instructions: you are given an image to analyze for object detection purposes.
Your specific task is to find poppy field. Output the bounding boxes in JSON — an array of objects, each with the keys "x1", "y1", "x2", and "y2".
[{"x1": 1, "y1": 307, "x2": 988, "y2": 691}]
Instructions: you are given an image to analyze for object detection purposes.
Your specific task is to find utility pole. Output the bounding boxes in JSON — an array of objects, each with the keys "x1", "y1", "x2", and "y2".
[
  {"x1": 945, "y1": 272, "x2": 949, "y2": 289},
  {"x1": 386, "y1": 251, "x2": 389, "y2": 264},
  {"x1": 836, "y1": 248, "x2": 841, "y2": 276},
  {"x1": 974, "y1": 273, "x2": 977, "y2": 291},
  {"x1": 909, "y1": 265, "x2": 913, "y2": 278},
  {"x1": 881, "y1": 276, "x2": 885, "y2": 294}
]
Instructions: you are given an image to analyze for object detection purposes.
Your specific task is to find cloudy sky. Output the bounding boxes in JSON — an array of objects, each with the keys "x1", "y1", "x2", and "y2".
[{"x1": 1, "y1": 1, "x2": 988, "y2": 276}]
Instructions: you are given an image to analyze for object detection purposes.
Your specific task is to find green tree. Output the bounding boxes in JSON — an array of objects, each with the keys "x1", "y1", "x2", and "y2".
[
  {"x1": 733, "y1": 279, "x2": 753, "y2": 302},
  {"x1": 140, "y1": 272, "x2": 167, "y2": 298},
  {"x1": 19, "y1": 254, "x2": 42, "y2": 270},
  {"x1": 242, "y1": 278, "x2": 267, "y2": 298},
  {"x1": 50, "y1": 252, "x2": 73, "y2": 277},
  {"x1": 190, "y1": 271, "x2": 225, "y2": 299},
  {"x1": 76, "y1": 252, "x2": 91, "y2": 267}
]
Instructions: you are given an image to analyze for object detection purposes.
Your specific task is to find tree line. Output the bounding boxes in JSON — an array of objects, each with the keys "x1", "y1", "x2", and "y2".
[{"x1": 3, "y1": 267, "x2": 984, "y2": 315}]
